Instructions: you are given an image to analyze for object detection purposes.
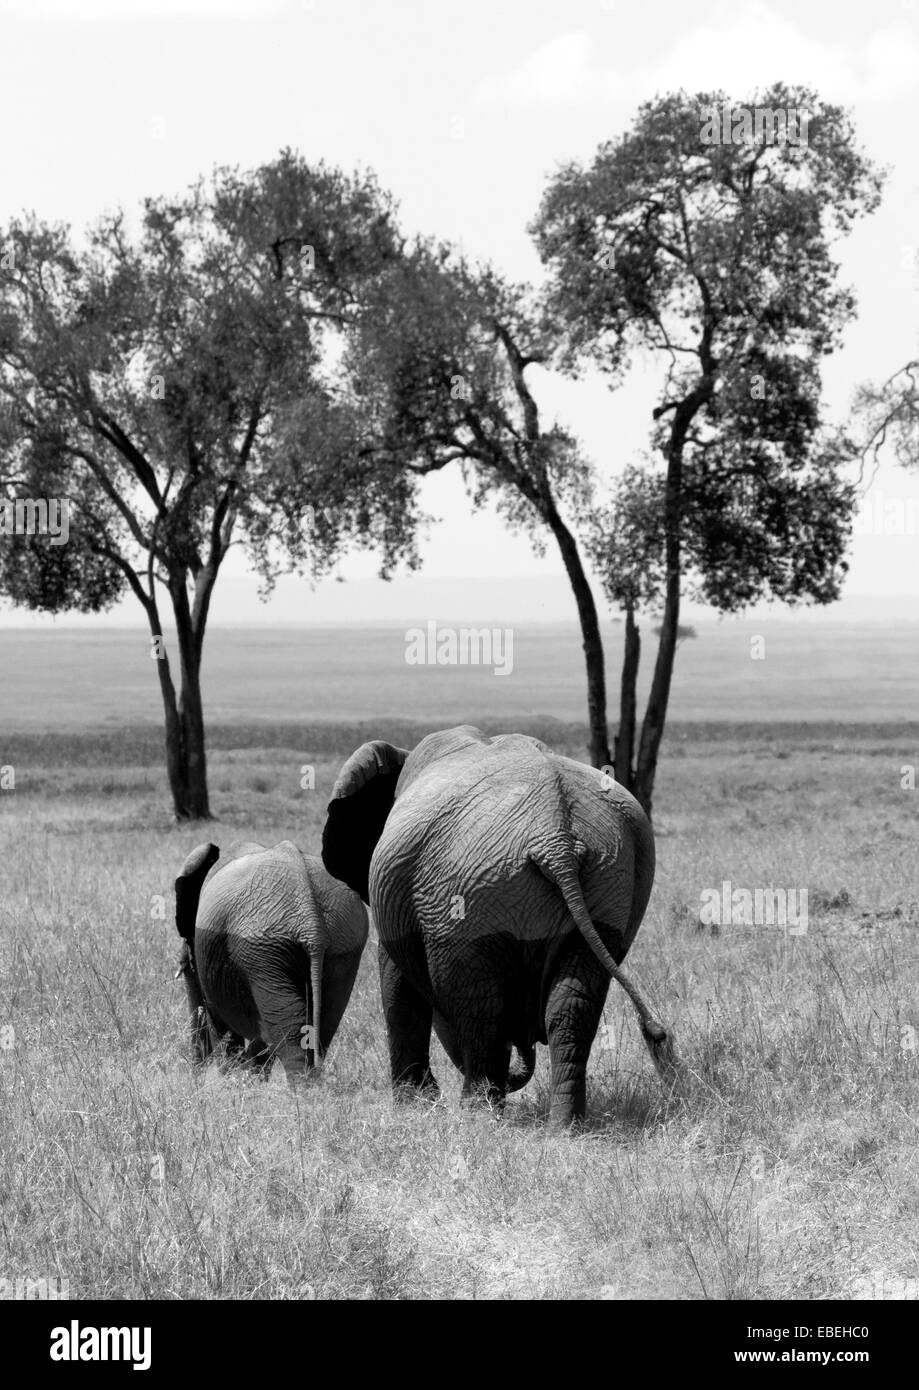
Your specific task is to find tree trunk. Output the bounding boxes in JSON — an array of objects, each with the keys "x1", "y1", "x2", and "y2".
[
  {"x1": 169, "y1": 579, "x2": 211, "y2": 821},
  {"x1": 175, "y1": 658, "x2": 210, "y2": 821},
  {"x1": 544, "y1": 505, "x2": 612, "y2": 769},
  {"x1": 151, "y1": 646, "x2": 210, "y2": 821},
  {"x1": 613, "y1": 600, "x2": 640, "y2": 791},
  {"x1": 160, "y1": 676, "x2": 189, "y2": 819},
  {"x1": 634, "y1": 410, "x2": 692, "y2": 817},
  {"x1": 142, "y1": 578, "x2": 211, "y2": 821},
  {"x1": 634, "y1": 580, "x2": 677, "y2": 819}
]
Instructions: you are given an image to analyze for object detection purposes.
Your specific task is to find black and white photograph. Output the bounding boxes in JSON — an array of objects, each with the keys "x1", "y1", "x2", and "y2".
[{"x1": 0, "y1": 0, "x2": 917, "y2": 1336}]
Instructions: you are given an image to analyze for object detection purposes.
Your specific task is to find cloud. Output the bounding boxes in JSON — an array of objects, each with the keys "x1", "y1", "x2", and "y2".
[
  {"x1": 476, "y1": 31, "x2": 594, "y2": 107},
  {"x1": 474, "y1": 4, "x2": 919, "y2": 108}
]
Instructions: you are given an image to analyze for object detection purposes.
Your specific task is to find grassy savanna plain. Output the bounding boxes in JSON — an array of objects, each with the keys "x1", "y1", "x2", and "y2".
[{"x1": 1, "y1": 626, "x2": 918, "y2": 1300}]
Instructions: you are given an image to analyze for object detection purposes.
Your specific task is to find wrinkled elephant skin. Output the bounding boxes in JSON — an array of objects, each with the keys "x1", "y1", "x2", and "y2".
[
  {"x1": 174, "y1": 839, "x2": 368, "y2": 1083},
  {"x1": 322, "y1": 725, "x2": 677, "y2": 1127}
]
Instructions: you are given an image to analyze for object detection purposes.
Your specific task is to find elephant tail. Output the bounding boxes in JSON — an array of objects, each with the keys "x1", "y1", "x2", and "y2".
[
  {"x1": 309, "y1": 950, "x2": 324, "y2": 1072},
  {"x1": 533, "y1": 838, "x2": 680, "y2": 1087},
  {"x1": 507, "y1": 1044, "x2": 535, "y2": 1093}
]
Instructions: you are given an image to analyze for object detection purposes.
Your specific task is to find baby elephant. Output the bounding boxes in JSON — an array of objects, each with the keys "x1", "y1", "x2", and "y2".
[{"x1": 174, "y1": 840, "x2": 368, "y2": 1082}]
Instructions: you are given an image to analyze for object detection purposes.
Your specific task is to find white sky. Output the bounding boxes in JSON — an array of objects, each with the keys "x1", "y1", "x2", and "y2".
[{"x1": 1, "y1": 0, "x2": 918, "y2": 625}]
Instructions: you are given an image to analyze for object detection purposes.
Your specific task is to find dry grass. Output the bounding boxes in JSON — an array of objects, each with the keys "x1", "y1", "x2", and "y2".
[{"x1": 1, "y1": 721, "x2": 918, "y2": 1300}]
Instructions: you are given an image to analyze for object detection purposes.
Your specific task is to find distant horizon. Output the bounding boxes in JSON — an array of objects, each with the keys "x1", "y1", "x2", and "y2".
[{"x1": 1, "y1": 578, "x2": 917, "y2": 629}]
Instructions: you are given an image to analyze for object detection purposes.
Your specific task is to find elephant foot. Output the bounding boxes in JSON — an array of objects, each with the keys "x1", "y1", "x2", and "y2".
[
  {"x1": 546, "y1": 1072, "x2": 587, "y2": 1129},
  {"x1": 238, "y1": 1038, "x2": 274, "y2": 1079},
  {"x1": 217, "y1": 1047, "x2": 247, "y2": 1074},
  {"x1": 285, "y1": 1071, "x2": 321, "y2": 1093},
  {"x1": 548, "y1": 1102, "x2": 584, "y2": 1131},
  {"x1": 460, "y1": 1078, "x2": 507, "y2": 1117},
  {"x1": 392, "y1": 1064, "x2": 440, "y2": 1102},
  {"x1": 279, "y1": 1041, "x2": 324, "y2": 1088}
]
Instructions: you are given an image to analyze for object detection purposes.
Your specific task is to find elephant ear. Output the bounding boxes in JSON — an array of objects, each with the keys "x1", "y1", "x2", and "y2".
[
  {"x1": 322, "y1": 741, "x2": 409, "y2": 903},
  {"x1": 174, "y1": 842, "x2": 220, "y2": 941}
]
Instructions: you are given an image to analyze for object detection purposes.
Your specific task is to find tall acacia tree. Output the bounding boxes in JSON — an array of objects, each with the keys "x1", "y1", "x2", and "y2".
[
  {"x1": 0, "y1": 153, "x2": 421, "y2": 819},
  {"x1": 347, "y1": 245, "x2": 612, "y2": 768},
  {"x1": 532, "y1": 86, "x2": 883, "y2": 813}
]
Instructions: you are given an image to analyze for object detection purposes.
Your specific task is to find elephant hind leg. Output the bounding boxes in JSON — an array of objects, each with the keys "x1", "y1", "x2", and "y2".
[
  {"x1": 245, "y1": 981, "x2": 311, "y2": 1085},
  {"x1": 545, "y1": 947, "x2": 609, "y2": 1129},
  {"x1": 379, "y1": 945, "x2": 440, "y2": 1099}
]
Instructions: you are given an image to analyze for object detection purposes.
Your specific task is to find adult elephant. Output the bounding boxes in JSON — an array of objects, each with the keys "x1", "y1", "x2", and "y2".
[
  {"x1": 321, "y1": 725, "x2": 677, "y2": 1127},
  {"x1": 174, "y1": 840, "x2": 368, "y2": 1082}
]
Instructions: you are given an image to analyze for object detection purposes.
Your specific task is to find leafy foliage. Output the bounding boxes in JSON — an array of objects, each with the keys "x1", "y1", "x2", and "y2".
[
  {"x1": 0, "y1": 151, "x2": 422, "y2": 622},
  {"x1": 533, "y1": 85, "x2": 881, "y2": 614},
  {"x1": 532, "y1": 85, "x2": 880, "y2": 378},
  {"x1": 346, "y1": 245, "x2": 593, "y2": 542}
]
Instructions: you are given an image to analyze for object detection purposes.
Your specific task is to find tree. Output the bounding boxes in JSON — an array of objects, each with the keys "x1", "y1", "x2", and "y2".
[
  {"x1": 532, "y1": 86, "x2": 883, "y2": 813},
  {"x1": 346, "y1": 245, "x2": 614, "y2": 768},
  {"x1": 588, "y1": 430, "x2": 856, "y2": 794},
  {"x1": 853, "y1": 360, "x2": 919, "y2": 473},
  {"x1": 0, "y1": 153, "x2": 422, "y2": 819}
]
